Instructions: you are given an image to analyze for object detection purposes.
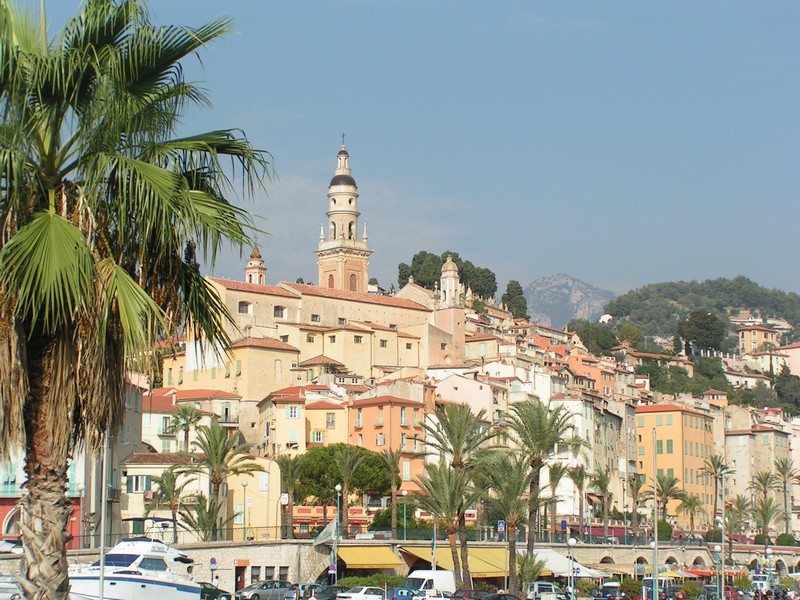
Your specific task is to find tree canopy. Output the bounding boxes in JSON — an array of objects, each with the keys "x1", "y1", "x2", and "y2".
[
  {"x1": 502, "y1": 280, "x2": 529, "y2": 319},
  {"x1": 397, "y1": 250, "x2": 498, "y2": 298},
  {"x1": 676, "y1": 310, "x2": 727, "y2": 353},
  {"x1": 567, "y1": 319, "x2": 618, "y2": 356},
  {"x1": 296, "y1": 444, "x2": 390, "y2": 504}
]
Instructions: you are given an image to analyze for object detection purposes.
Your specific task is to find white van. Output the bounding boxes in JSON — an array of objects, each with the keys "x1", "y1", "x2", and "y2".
[{"x1": 402, "y1": 570, "x2": 457, "y2": 595}]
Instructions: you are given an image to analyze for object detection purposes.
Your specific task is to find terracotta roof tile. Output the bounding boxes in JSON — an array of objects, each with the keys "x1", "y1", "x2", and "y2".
[
  {"x1": 350, "y1": 395, "x2": 425, "y2": 409},
  {"x1": 305, "y1": 400, "x2": 346, "y2": 410},
  {"x1": 230, "y1": 338, "x2": 299, "y2": 352},
  {"x1": 298, "y1": 355, "x2": 345, "y2": 367},
  {"x1": 282, "y1": 282, "x2": 430, "y2": 311},
  {"x1": 209, "y1": 278, "x2": 300, "y2": 298}
]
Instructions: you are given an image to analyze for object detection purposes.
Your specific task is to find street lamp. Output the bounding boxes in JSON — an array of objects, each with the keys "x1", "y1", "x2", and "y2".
[
  {"x1": 766, "y1": 547, "x2": 773, "y2": 588},
  {"x1": 334, "y1": 484, "x2": 342, "y2": 584},
  {"x1": 77, "y1": 483, "x2": 85, "y2": 549},
  {"x1": 567, "y1": 537, "x2": 577, "y2": 600},
  {"x1": 241, "y1": 479, "x2": 249, "y2": 541},
  {"x1": 714, "y1": 544, "x2": 722, "y2": 600},
  {"x1": 402, "y1": 490, "x2": 408, "y2": 541}
]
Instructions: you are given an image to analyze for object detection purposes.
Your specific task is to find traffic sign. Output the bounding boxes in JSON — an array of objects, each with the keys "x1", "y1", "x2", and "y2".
[{"x1": 497, "y1": 520, "x2": 505, "y2": 532}]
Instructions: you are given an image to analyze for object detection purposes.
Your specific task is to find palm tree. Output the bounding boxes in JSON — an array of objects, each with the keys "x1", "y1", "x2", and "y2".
[
  {"x1": 568, "y1": 465, "x2": 587, "y2": 541},
  {"x1": 170, "y1": 404, "x2": 203, "y2": 452},
  {"x1": 416, "y1": 461, "x2": 475, "y2": 590},
  {"x1": 421, "y1": 403, "x2": 494, "y2": 586},
  {"x1": 275, "y1": 454, "x2": 304, "y2": 539},
  {"x1": 487, "y1": 454, "x2": 532, "y2": 596},
  {"x1": 701, "y1": 454, "x2": 732, "y2": 527},
  {"x1": 0, "y1": 3, "x2": 268, "y2": 594},
  {"x1": 146, "y1": 467, "x2": 196, "y2": 543},
  {"x1": 380, "y1": 449, "x2": 403, "y2": 541},
  {"x1": 750, "y1": 470, "x2": 779, "y2": 504},
  {"x1": 774, "y1": 458, "x2": 797, "y2": 535},
  {"x1": 547, "y1": 462, "x2": 569, "y2": 543},
  {"x1": 677, "y1": 494, "x2": 705, "y2": 538},
  {"x1": 518, "y1": 553, "x2": 548, "y2": 599},
  {"x1": 629, "y1": 475, "x2": 646, "y2": 541},
  {"x1": 180, "y1": 424, "x2": 264, "y2": 540},
  {"x1": 751, "y1": 496, "x2": 783, "y2": 550},
  {"x1": 589, "y1": 467, "x2": 613, "y2": 539},
  {"x1": 334, "y1": 446, "x2": 366, "y2": 539},
  {"x1": 178, "y1": 494, "x2": 237, "y2": 542},
  {"x1": 505, "y1": 400, "x2": 574, "y2": 552},
  {"x1": 650, "y1": 472, "x2": 687, "y2": 522}
]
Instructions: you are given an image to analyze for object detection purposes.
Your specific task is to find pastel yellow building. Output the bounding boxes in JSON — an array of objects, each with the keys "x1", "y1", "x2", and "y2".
[{"x1": 737, "y1": 325, "x2": 780, "y2": 356}]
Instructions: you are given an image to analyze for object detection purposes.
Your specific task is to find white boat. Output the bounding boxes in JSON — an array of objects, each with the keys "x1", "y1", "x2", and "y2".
[
  {"x1": 0, "y1": 575, "x2": 21, "y2": 599},
  {"x1": 69, "y1": 537, "x2": 201, "y2": 600}
]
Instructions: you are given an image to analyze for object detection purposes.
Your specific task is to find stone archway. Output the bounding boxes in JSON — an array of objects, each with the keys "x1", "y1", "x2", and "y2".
[
  {"x1": 692, "y1": 557, "x2": 706, "y2": 567},
  {"x1": 600, "y1": 557, "x2": 616, "y2": 564}
]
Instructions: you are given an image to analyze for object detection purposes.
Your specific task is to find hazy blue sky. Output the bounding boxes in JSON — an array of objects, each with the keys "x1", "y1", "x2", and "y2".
[{"x1": 47, "y1": 1, "x2": 799, "y2": 295}]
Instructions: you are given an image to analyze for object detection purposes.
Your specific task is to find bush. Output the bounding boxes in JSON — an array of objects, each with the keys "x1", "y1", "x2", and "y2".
[
  {"x1": 657, "y1": 520, "x2": 673, "y2": 541},
  {"x1": 754, "y1": 534, "x2": 770, "y2": 546},
  {"x1": 681, "y1": 581, "x2": 702, "y2": 600},
  {"x1": 336, "y1": 575, "x2": 406, "y2": 589},
  {"x1": 706, "y1": 529, "x2": 722, "y2": 542},
  {"x1": 732, "y1": 576, "x2": 752, "y2": 591},
  {"x1": 578, "y1": 579, "x2": 596, "y2": 597},
  {"x1": 775, "y1": 533, "x2": 796, "y2": 547},
  {"x1": 620, "y1": 578, "x2": 643, "y2": 599}
]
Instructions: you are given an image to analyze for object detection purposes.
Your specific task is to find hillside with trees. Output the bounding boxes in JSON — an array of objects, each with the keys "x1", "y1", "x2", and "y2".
[{"x1": 604, "y1": 276, "x2": 800, "y2": 341}]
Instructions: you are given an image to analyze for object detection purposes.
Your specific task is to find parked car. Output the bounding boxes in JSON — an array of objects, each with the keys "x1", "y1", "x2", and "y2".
[
  {"x1": 200, "y1": 581, "x2": 233, "y2": 600},
  {"x1": 235, "y1": 580, "x2": 294, "y2": 600},
  {"x1": 528, "y1": 582, "x2": 567, "y2": 600},
  {"x1": 284, "y1": 584, "x2": 325, "y2": 600},
  {"x1": 313, "y1": 587, "x2": 348, "y2": 600},
  {"x1": 453, "y1": 591, "x2": 491, "y2": 600},
  {"x1": 485, "y1": 594, "x2": 521, "y2": 600},
  {"x1": 387, "y1": 588, "x2": 425, "y2": 600},
  {"x1": 336, "y1": 587, "x2": 385, "y2": 600}
]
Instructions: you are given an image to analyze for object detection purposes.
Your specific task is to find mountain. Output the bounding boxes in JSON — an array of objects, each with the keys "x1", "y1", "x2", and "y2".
[{"x1": 524, "y1": 274, "x2": 616, "y2": 329}]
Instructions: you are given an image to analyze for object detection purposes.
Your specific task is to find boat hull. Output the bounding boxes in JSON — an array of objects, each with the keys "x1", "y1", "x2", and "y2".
[{"x1": 69, "y1": 572, "x2": 201, "y2": 600}]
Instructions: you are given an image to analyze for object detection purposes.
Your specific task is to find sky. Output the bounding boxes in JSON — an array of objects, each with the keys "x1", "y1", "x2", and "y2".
[{"x1": 45, "y1": 1, "x2": 799, "y2": 296}]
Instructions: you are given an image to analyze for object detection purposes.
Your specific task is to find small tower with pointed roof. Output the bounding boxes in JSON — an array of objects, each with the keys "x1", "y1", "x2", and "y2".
[
  {"x1": 245, "y1": 246, "x2": 267, "y2": 285},
  {"x1": 316, "y1": 143, "x2": 373, "y2": 292}
]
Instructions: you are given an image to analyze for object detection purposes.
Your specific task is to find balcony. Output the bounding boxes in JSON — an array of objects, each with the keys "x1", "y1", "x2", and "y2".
[
  {"x1": 157, "y1": 425, "x2": 176, "y2": 436},
  {"x1": 107, "y1": 486, "x2": 121, "y2": 503},
  {"x1": 374, "y1": 418, "x2": 384, "y2": 427}
]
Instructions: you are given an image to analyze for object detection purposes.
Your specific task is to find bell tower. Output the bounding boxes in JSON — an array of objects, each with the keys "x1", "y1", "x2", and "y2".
[{"x1": 316, "y1": 143, "x2": 372, "y2": 292}]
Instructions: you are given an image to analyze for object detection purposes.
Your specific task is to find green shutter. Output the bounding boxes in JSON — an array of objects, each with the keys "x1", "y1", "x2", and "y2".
[{"x1": 126, "y1": 477, "x2": 133, "y2": 493}]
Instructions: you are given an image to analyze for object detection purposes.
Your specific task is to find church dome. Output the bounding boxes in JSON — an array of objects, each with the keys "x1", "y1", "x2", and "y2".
[
  {"x1": 329, "y1": 173, "x2": 357, "y2": 187},
  {"x1": 442, "y1": 255, "x2": 458, "y2": 273}
]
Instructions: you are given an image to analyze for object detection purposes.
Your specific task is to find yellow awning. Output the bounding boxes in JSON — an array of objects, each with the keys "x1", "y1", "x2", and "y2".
[
  {"x1": 337, "y1": 546, "x2": 404, "y2": 569},
  {"x1": 399, "y1": 545, "x2": 552, "y2": 579}
]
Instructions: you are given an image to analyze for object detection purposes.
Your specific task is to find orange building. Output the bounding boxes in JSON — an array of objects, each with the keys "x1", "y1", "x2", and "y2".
[
  {"x1": 635, "y1": 404, "x2": 715, "y2": 529},
  {"x1": 348, "y1": 396, "x2": 425, "y2": 492}
]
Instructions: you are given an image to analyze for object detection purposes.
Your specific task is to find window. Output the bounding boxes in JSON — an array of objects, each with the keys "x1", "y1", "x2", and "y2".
[
  {"x1": 162, "y1": 440, "x2": 171, "y2": 453},
  {"x1": 278, "y1": 335, "x2": 288, "y2": 343},
  {"x1": 666, "y1": 415, "x2": 673, "y2": 426},
  {"x1": 161, "y1": 416, "x2": 171, "y2": 434},
  {"x1": 357, "y1": 434, "x2": 363, "y2": 446},
  {"x1": 264, "y1": 567, "x2": 275, "y2": 580},
  {"x1": 666, "y1": 439, "x2": 674, "y2": 454},
  {"x1": 139, "y1": 558, "x2": 168, "y2": 572},
  {"x1": 401, "y1": 433, "x2": 407, "y2": 450},
  {"x1": 656, "y1": 415, "x2": 663, "y2": 426},
  {"x1": 326, "y1": 413, "x2": 336, "y2": 429},
  {"x1": 178, "y1": 367, "x2": 183, "y2": 384},
  {"x1": 312, "y1": 431, "x2": 324, "y2": 443},
  {"x1": 638, "y1": 446, "x2": 645, "y2": 455},
  {"x1": 287, "y1": 406, "x2": 299, "y2": 419},
  {"x1": 236, "y1": 360, "x2": 242, "y2": 376},
  {"x1": 656, "y1": 440, "x2": 663, "y2": 454},
  {"x1": 279, "y1": 567, "x2": 289, "y2": 581},
  {"x1": 238, "y1": 301, "x2": 252, "y2": 315},
  {"x1": 338, "y1": 317, "x2": 346, "y2": 325},
  {"x1": 402, "y1": 461, "x2": 411, "y2": 481},
  {"x1": 637, "y1": 416, "x2": 644, "y2": 427},
  {"x1": 260, "y1": 472, "x2": 270, "y2": 492},
  {"x1": 354, "y1": 336, "x2": 363, "y2": 344},
  {"x1": 274, "y1": 306, "x2": 286, "y2": 318},
  {"x1": 211, "y1": 367, "x2": 216, "y2": 379},
  {"x1": 406, "y1": 343, "x2": 412, "y2": 350},
  {"x1": 166, "y1": 368, "x2": 172, "y2": 386},
  {"x1": 251, "y1": 567, "x2": 261, "y2": 582},
  {"x1": 400, "y1": 407, "x2": 407, "y2": 426},
  {"x1": 127, "y1": 475, "x2": 150, "y2": 493},
  {"x1": 329, "y1": 335, "x2": 336, "y2": 343},
  {"x1": 356, "y1": 408, "x2": 363, "y2": 428},
  {"x1": 376, "y1": 433, "x2": 385, "y2": 446},
  {"x1": 440, "y1": 343, "x2": 447, "y2": 351},
  {"x1": 380, "y1": 339, "x2": 388, "y2": 349},
  {"x1": 311, "y1": 314, "x2": 321, "y2": 323},
  {"x1": 307, "y1": 335, "x2": 315, "y2": 343}
]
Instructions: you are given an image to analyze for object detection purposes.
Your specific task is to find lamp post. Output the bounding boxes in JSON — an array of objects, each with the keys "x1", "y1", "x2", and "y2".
[
  {"x1": 651, "y1": 428, "x2": 658, "y2": 600},
  {"x1": 766, "y1": 547, "x2": 773, "y2": 589},
  {"x1": 77, "y1": 483, "x2": 85, "y2": 549},
  {"x1": 241, "y1": 479, "x2": 249, "y2": 541},
  {"x1": 714, "y1": 544, "x2": 722, "y2": 600},
  {"x1": 334, "y1": 483, "x2": 342, "y2": 584},
  {"x1": 402, "y1": 490, "x2": 408, "y2": 541},
  {"x1": 567, "y1": 537, "x2": 577, "y2": 600}
]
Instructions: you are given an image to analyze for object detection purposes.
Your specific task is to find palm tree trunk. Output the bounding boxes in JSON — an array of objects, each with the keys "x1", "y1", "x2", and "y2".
[
  {"x1": 459, "y1": 513, "x2": 471, "y2": 588},
  {"x1": 550, "y1": 497, "x2": 558, "y2": 544},
  {"x1": 184, "y1": 427, "x2": 190, "y2": 453},
  {"x1": 784, "y1": 485, "x2": 790, "y2": 535},
  {"x1": 341, "y1": 487, "x2": 349, "y2": 539},
  {"x1": 712, "y1": 478, "x2": 719, "y2": 529},
  {"x1": 287, "y1": 499, "x2": 295, "y2": 539},
  {"x1": 527, "y1": 472, "x2": 540, "y2": 553},
  {"x1": 578, "y1": 493, "x2": 585, "y2": 542},
  {"x1": 19, "y1": 341, "x2": 72, "y2": 599},
  {"x1": 508, "y1": 525, "x2": 519, "y2": 595},
  {"x1": 172, "y1": 507, "x2": 179, "y2": 543},
  {"x1": 448, "y1": 530, "x2": 463, "y2": 589},
  {"x1": 391, "y1": 486, "x2": 398, "y2": 541},
  {"x1": 603, "y1": 497, "x2": 609, "y2": 539},
  {"x1": 632, "y1": 500, "x2": 639, "y2": 542}
]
